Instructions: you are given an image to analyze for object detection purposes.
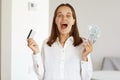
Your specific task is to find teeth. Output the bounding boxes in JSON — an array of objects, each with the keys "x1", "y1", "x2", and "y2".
[
  {"x1": 62, "y1": 24, "x2": 67, "y2": 26},
  {"x1": 63, "y1": 24, "x2": 67, "y2": 26}
]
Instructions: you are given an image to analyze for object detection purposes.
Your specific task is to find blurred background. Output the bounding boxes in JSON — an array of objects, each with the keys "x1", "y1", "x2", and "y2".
[{"x1": 1, "y1": 0, "x2": 120, "y2": 80}]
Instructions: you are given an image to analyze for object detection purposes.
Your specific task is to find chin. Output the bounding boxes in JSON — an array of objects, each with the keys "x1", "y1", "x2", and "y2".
[{"x1": 60, "y1": 31, "x2": 69, "y2": 35}]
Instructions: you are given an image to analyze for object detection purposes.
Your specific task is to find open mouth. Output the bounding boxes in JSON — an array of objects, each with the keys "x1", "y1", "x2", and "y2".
[{"x1": 61, "y1": 24, "x2": 68, "y2": 29}]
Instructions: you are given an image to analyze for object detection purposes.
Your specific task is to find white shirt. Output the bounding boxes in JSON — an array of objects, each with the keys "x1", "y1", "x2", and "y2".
[{"x1": 32, "y1": 37, "x2": 93, "y2": 80}]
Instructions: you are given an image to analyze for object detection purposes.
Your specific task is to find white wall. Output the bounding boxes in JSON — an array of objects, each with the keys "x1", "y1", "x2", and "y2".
[
  {"x1": 11, "y1": 0, "x2": 49, "y2": 80},
  {"x1": 0, "y1": 0, "x2": 1, "y2": 79},
  {"x1": 1, "y1": 0, "x2": 12, "y2": 79},
  {"x1": 1, "y1": 0, "x2": 49, "y2": 80},
  {"x1": 49, "y1": 0, "x2": 120, "y2": 70},
  {"x1": 1, "y1": 0, "x2": 120, "y2": 80}
]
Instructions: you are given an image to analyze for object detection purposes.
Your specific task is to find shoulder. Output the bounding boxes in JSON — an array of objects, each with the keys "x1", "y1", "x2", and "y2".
[{"x1": 42, "y1": 38, "x2": 49, "y2": 46}]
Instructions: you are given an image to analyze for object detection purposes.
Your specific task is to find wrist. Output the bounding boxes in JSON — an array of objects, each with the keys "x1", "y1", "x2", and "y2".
[
  {"x1": 33, "y1": 50, "x2": 40, "y2": 55},
  {"x1": 82, "y1": 56, "x2": 88, "y2": 61}
]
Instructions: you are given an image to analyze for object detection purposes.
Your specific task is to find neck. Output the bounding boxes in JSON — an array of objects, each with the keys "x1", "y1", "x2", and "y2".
[{"x1": 59, "y1": 34, "x2": 69, "y2": 47}]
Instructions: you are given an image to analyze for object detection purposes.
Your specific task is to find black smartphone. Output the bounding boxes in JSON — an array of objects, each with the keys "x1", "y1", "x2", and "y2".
[{"x1": 27, "y1": 29, "x2": 33, "y2": 39}]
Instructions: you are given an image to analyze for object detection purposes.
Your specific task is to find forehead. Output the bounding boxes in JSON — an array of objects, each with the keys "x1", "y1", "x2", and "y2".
[{"x1": 57, "y1": 6, "x2": 72, "y2": 14}]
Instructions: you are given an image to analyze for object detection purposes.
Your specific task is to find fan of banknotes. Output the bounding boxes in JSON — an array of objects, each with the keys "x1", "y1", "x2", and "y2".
[{"x1": 87, "y1": 25, "x2": 101, "y2": 44}]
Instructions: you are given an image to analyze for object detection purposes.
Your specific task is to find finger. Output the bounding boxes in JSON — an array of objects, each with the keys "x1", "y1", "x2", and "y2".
[
  {"x1": 84, "y1": 43, "x2": 92, "y2": 53},
  {"x1": 29, "y1": 42, "x2": 34, "y2": 46},
  {"x1": 27, "y1": 38, "x2": 34, "y2": 43},
  {"x1": 28, "y1": 43, "x2": 36, "y2": 48},
  {"x1": 28, "y1": 39, "x2": 36, "y2": 45},
  {"x1": 86, "y1": 45, "x2": 93, "y2": 53},
  {"x1": 84, "y1": 40, "x2": 92, "y2": 49},
  {"x1": 88, "y1": 40, "x2": 92, "y2": 47},
  {"x1": 87, "y1": 41, "x2": 93, "y2": 51},
  {"x1": 82, "y1": 41, "x2": 88, "y2": 46},
  {"x1": 82, "y1": 40, "x2": 92, "y2": 50}
]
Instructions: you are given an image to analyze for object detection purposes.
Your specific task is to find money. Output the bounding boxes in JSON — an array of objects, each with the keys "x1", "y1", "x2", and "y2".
[{"x1": 88, "y1": 25, "x2": 101, "y2": 44}]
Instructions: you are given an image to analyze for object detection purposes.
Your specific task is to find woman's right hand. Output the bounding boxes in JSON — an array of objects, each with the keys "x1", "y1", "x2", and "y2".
[{"x1": 27, "y1": 38, "x2": 39, "y2": 55}]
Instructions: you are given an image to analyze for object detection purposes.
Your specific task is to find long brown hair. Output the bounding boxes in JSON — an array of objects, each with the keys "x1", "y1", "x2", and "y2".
[{"x1": 47, "y1": 3, "x2": 83, "y2": 46}]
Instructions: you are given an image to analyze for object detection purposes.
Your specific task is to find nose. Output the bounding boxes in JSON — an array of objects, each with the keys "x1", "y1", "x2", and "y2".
[{"x1": 62, "y1": 15, "x2": 67, "y2": 21}]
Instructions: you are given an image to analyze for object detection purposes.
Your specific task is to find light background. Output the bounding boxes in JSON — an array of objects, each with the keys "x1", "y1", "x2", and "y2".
[
  {"x1": 49, "y1": 0, "x2": 120, "y2": 70},
  {"x1": 1, "y1": 0, "x2": 120, "y2": 80}
]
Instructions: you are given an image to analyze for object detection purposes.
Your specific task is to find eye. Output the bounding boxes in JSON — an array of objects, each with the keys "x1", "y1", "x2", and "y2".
[
  {"x1": 57, "y1": 14, "x2": 62, "y2": 17},
  {"x1": 66, "y1": 15, "x2": 71, "y2": 18}
]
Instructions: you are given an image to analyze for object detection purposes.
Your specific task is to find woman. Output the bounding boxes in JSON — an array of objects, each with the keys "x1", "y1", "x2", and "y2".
[{"x1": 27, "y1": 3, "x2": 93, "y2": 80}]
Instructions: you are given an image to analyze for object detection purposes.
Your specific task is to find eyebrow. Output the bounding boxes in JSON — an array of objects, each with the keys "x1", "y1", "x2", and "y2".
[
  {"x1": 57, "y1": 12, "x2": 62, "y2": 14},
  {"x1": 57, "y1": 12, "x2": 72, "y2": 15}
]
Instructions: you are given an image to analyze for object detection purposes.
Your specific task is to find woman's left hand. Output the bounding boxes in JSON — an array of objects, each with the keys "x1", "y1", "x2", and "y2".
[{"x1": 82, "y1": 40, "x2": 93, "y2": 61}]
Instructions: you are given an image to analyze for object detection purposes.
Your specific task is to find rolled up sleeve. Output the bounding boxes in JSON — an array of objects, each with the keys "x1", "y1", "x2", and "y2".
[
  {"x1": 32, "y1": 53, "x2": 44, "y2": 80},
  {"x1": 81, "y1": 54, "x2": 93, "y2": 80}
]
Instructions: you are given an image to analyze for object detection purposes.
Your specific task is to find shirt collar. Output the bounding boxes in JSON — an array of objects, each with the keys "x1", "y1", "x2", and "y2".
[
  {"x1": 52, "y1": 36, "x2": 74, "y2": 47},
  {"x1": 56, "y1": 36, "x2": 73, "y2": 43}
]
